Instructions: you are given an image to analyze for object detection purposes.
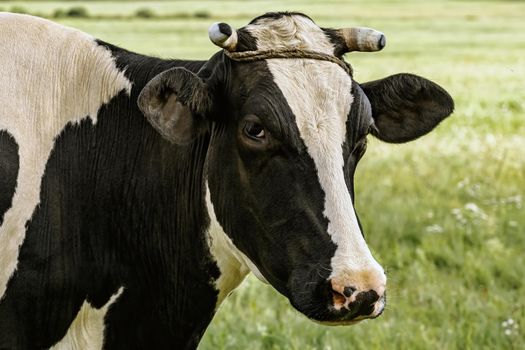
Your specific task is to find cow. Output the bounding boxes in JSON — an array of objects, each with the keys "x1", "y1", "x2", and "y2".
[{"x1": 0, "y1": 11, "x2": 454, "y2": 349}]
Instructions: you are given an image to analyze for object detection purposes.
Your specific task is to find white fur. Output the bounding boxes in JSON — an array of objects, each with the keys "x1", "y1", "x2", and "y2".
[
  {"x1": 205, "y1": 183, "x2": 269, "y2": 307},
  {"x1": 246, "y1": 15, "x2": 334, "y2": 54},
  {"x1": 247, "y1": 15, "x2": 386, "y2": 293},
  {"x1": 0, "y1": 13, "x2": 132, "y2": 299},
  {"x1": 51, "y1": 287, "x2": 124, "y2": 350}
]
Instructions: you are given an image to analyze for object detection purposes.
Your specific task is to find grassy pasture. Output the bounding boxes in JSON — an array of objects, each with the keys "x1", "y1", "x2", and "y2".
[{"x1": 2, "y1": 0, "x2": 524, "y2": 348}]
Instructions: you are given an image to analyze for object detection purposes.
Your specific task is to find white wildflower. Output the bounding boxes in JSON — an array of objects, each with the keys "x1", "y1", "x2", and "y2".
[
  {"x1": 465, "y1": 202, "x2": 481, "y2": 213},
  {"x1": 256, "y1": 323, "x2": 268, "y2": 335},
  {"x1": 466, "y1": 183, "x2": 481, "y2": 197},
  {"x1": 425, "y1": 224, "x2": 444, "y2": 234},
  {"x1": 465, "y1": 202, "x2": 488, "y2": 220},
  {"x1": 501, "y1": 318, "x2": 519, "y2": 336},
  {"x1": 500, "y1": 195, "x2": 523, "y2": 209},
  {"x1": 451, "y1": 208, "x2": 467, "y2": 225}
]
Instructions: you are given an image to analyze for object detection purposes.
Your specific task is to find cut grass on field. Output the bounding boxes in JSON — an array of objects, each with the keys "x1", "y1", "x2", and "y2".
[{"x1": 4, "y1": 1, "x2": 524, "y2": 349}]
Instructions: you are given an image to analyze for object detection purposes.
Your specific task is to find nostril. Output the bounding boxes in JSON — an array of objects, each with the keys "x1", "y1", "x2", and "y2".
[
  {"x1": 355, "y1": 290, "x2": 380, "y2": 306},
  {"x1": 331, "y1": 289, "x2": 347, "y2": 309},
  {"x1": 343, "y1": 286, "x2": 356, "y2": 298},
  {"x1": 330, "y1": 281, "x2": 359, "y2": 310}
]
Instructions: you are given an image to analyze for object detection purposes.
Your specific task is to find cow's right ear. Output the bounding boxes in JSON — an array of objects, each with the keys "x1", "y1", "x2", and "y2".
[{"x1": 138, "y1": 67, "x2": 212, "y2": 145}]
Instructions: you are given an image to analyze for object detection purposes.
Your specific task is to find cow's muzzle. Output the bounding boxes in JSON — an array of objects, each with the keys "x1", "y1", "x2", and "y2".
[
  {"x1": 288, "y1": 267, "x2": 386, "y2": 324},
  {"x1": 327, "y1": 279, "x2": 386, "y2": 323}
]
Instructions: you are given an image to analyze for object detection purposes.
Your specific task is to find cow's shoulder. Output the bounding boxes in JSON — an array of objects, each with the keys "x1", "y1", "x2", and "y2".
[{"x1": 0, "y1": 12, "x2": 132, "y2": 127}]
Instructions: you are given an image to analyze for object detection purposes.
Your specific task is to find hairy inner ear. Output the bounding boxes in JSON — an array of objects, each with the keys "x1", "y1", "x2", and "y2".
[
  {"x1": 154, "y1": 94, "x2": 196, "y2": 144},
  {"x1": 138, "y1": 68, "x2": 211, "y2": 145},
  {"x1": 361, "y1": 73, "x2": 454, "y2": 143}
]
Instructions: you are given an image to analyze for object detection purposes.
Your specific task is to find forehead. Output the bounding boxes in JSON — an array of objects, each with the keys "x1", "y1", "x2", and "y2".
[
  {"x1": 233, "y1": 14, "x2": 357, "y2": 146},
  {"x1": 244, "y1": 13, "x2": 335, "y2": 54}
]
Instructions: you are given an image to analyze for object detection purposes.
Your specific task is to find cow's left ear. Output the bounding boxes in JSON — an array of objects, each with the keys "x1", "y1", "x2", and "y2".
[
  {"x1": 138, "y1": 67, "x2": 212, "y2": 145},
  {"x1": 361, "y1": 73, "x2": 454, "y2": 143}
]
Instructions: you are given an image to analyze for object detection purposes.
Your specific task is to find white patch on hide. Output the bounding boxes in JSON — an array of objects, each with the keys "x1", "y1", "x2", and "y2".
[
  {"x1": 0, "y1": 13, "x2": 132, "y2": 299},
  {"x1": 51, "y1": 287, "x2": 124, "y2": 350}
]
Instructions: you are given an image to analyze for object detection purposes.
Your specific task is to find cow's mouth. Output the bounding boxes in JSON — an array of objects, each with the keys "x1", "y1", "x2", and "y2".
[{"x1": 289, "y1": 279, "x2": 386, "y2": 324}]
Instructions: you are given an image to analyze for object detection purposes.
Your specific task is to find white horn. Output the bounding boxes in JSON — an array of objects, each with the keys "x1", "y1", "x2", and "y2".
[
  {"x1": 339, "y1": 27, "x2": 386, "y2": 52},
  {"x1": 208, "y1": 22, "x2": 238, "y2": 51}
]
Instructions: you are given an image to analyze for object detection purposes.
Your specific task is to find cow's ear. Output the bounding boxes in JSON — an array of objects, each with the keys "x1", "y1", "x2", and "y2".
[
  {"x1": 138, "y1": 67, "x2": 212, "y2": 145},
  {"x1": 360, "y1": 73, "x2": 454, "y2": 143}
]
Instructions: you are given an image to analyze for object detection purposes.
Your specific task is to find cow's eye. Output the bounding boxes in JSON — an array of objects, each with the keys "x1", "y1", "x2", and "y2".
[
  {"x1": 239, "y1": 115, "x2": 270, "y2": 149},
  {"x1": 244, "y1": 121, "x2": 265, "y2": 140}
]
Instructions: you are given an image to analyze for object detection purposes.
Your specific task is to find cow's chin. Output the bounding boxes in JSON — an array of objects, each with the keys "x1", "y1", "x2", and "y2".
[
  {"x1": 310, "y1": 304, "x2": 386, "y2": 326},
  {"x1": 313, "y1": 319, "x2": 362, "y2": 326},
  {"x1": 290, "y1": 295, "x2": 385, "y2": 325}
]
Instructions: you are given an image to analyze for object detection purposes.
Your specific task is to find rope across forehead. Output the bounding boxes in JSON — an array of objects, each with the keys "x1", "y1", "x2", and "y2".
[
  {"x1": 208, "y1": 19, "x2": 386, "y2": 77},
  {"x1": 223, "y1": 48, "x2": 353, "y2": 76}
]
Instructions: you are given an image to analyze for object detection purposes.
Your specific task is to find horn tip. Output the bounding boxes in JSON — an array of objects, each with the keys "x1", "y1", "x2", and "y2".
[
  {"x1": 377, "y1": 34, "x2": 386, "y2": 50},
  {"x1": 208, "y1": 22, "x2": 237, "y2": 50},
  {"x1": 208, "y1": 22, "x2": 229, "y2": 43}
]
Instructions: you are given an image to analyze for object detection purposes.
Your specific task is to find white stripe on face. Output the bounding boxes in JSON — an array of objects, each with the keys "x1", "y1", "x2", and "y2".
[
  {"x1": 0, "y1": 13, "x2": 132, "y2": 299},
  {"x1": 247, "y1": 15, "x2": 386, "y2": 292},
  {"x1": 51, "y1": 287, "x2": 124, "y2": 349}
]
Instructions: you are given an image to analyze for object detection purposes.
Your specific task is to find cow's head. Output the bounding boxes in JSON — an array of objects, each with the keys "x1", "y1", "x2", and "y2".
[{"x1": 138, "y1": 12, "x2": 453, "y2": 324}]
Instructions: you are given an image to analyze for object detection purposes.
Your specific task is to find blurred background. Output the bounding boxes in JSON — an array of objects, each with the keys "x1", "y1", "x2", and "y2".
[{"x1": 1, "y1": 0, "x2": 523, "y2": 348}]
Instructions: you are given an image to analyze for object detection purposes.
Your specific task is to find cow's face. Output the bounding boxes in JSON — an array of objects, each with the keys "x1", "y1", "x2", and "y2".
[{"x1": 139, "y1": 12, "x2": 453, "y2": 324}]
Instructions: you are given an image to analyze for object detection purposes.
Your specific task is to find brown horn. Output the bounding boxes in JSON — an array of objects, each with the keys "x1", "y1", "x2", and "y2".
[
  {"x1": 339, "y1": 27, "x2": 386, "y2": 52},
  {"x1": 208, "y1": 22, "x2": 238, "y2": 51}
]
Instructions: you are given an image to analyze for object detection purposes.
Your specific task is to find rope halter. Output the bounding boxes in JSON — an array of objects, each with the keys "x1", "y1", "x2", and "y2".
[
  {"x1": 223, "y1": 48, "x2": 353, "y2": 76},
  {"x1": 208, "y1": 21, "x2": 386, "y2": 77}
]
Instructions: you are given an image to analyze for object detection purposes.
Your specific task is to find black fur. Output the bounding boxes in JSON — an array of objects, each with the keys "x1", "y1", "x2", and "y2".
[
  {"x1": 0, "y1": 131, "x2": 18, "y2": 227},
  {"x1": 217, "y1": 23, "x2": 232, "y2": 37},
  {"x1": 322, "y1": 27, "x2": 349, "y2": 57}
]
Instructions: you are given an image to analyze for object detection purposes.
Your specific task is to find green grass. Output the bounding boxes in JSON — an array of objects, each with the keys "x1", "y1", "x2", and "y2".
[{"x1": 4, "y1": 0, "x2": 524, "y2": 348}]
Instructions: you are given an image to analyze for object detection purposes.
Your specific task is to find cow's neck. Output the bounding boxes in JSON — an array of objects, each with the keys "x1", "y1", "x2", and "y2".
[
  {"x1": 108, "y1": 43, "x2": 267, "y2": 309},
  {"x1": 90, "y1": 43, "x2": 223, "y2": 346}
]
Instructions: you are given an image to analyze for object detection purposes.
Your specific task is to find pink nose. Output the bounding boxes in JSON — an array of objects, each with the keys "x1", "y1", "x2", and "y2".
[{"x1": 330, "y1": 279, "x2": 384, "y2": 318}]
